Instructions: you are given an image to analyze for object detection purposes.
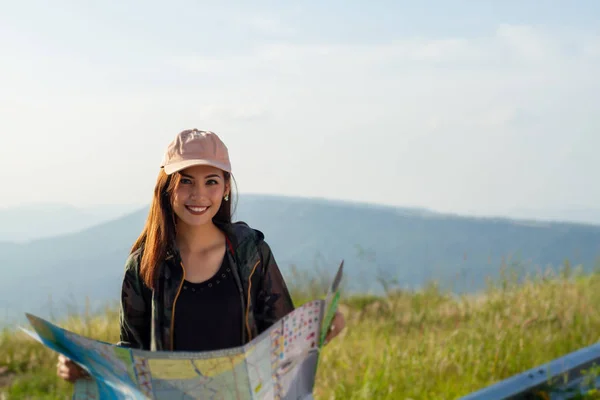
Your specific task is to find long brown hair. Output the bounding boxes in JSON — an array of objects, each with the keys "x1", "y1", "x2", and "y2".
[{"x1": 130, "y1": 169, "x2": 234, "y2": 289}]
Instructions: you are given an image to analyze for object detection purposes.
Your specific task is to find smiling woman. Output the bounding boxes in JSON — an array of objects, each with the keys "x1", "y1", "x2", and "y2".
[
  {"x1": 55, "y1": 128, "x2": 346, "y2": 383},
  {"x1": 172, "y1": 167, "x2": 231, "y2": 226}
]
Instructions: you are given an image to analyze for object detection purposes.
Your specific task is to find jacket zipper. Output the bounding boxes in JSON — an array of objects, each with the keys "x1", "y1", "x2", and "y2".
[
  {"x1": 169, "y1": 261, "x2": 186, "y2": 351},
  {"x1": 245, "y1": 260, "x2": 261, "y2": 342},
  {"x1": 229, "y1": 254, "x2": 250, "y2": 344}
]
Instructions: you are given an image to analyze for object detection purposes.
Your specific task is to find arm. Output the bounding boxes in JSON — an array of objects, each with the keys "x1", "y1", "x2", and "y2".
[
  {"x1": 254, "y1": 241, "x2": 295, "y2": 333},
  {"x1": 117, "y1": 252, "x2": 151, "y2": 350}
]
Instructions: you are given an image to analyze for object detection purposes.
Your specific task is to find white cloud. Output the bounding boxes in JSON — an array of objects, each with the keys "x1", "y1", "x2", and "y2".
[
  {"x1": 160, "y1": 24, "x2": 597, "y2": 136},
  {"x1": 171, "y1": 24, "x2": 588, "y2": 67},
  {"x1": 165, "y1": 24, "x2": 597, "y2": 97},
  {"x1": 1, "y1": 23, "x2": 598, "y2": 216}
]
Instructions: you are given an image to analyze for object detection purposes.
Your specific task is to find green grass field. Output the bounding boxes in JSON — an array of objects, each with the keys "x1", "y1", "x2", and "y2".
[{"x1": 2, "y1": 262, "x2": 600, "y2": 399}]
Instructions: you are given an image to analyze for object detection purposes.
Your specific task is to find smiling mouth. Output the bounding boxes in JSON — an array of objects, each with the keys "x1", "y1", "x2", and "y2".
[{"x1": 185, "y1": 205, "x2": 209, "y2": 215}]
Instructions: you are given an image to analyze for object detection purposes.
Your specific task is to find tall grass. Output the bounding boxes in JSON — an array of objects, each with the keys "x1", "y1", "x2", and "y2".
[{"x1": 2, "y1": 263, "x2": 600, "y2": 399}]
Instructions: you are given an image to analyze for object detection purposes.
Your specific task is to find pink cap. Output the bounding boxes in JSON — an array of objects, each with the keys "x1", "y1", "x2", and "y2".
[{"x1": 160, "y1": 129, "x2": 232, "y2": 175}]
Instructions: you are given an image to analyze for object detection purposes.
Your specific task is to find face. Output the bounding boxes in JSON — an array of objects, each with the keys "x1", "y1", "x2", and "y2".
[{"x1": 170, "y1": 165, "x2": 230, "y2": 227}]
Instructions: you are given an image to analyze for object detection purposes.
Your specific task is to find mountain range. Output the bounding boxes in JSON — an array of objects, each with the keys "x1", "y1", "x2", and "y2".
[
  {"x1": 0, "y1": 203, "x2": 143, "y2": 242},
  {"x1": 2, "y1": 194, "x2": 600, "y2": 327}
]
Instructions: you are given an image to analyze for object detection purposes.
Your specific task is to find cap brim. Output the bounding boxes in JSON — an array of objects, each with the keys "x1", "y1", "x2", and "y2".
[{"x1": 162, "y1": 159, "x2": 231, "y2": 175}]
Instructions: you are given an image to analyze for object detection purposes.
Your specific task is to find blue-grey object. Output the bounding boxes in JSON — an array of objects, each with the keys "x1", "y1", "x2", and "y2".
[{"x1": 461, "y1": 341, "x2": 600, "y2": 399}]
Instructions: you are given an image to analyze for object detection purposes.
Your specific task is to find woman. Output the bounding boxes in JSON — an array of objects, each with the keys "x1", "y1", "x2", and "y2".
[{"x1": 57, "y1": 129, "x2": 345, "y2": 382}]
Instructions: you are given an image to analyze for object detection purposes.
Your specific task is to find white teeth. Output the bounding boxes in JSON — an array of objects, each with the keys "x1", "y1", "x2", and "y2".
[{"x1": 187, "y1": 206, "x2": 208, "y2": 212}]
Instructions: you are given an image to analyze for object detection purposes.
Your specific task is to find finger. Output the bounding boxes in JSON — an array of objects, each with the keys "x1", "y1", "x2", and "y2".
[
  {"x1": 58, "y1": 365, "x2": 74, "y2": 378},
  {"x1": 58, "y1": 354, "x2": 71, "y2": 364},
  {"x1": 323, "y1": 323, "x2": 336, "y2": 344},
  {"x1": 58, "y1": 359, "x2": 75, "y2": 372},
  {"x1": 334, "y1": 312, "x2": 345, "y2": 330},
  {"x1": 57, "y1": 369, "x2": 74, "y2": 382},
  {"x1": 58, "y1": 363, "x2": 86, "y2": 381}
]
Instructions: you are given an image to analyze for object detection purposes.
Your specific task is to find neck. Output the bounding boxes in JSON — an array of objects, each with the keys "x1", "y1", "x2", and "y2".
[{"x1": 175, "y1": 221, "x2": 224, "y2": 254}]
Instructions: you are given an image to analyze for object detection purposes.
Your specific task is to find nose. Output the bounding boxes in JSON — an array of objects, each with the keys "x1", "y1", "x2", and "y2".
[{"x1": 190, "y1": 182, "x2": 205, "y2": 199}]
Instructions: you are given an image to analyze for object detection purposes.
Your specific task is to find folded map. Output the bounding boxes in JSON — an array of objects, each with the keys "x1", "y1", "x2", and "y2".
[{"x1": 22, "y1": 260, "x2": 344, "y2": 400}]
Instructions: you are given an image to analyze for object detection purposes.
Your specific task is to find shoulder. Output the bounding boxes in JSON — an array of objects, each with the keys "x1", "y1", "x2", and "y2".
[
  {"x1": 122, "y1": 247, "x2": 147, "y2": 290},
  {"x1": 227, "y1": 221, "x2": 264, "y2": 242},
  {"x1": 220, "y1": 221, "x2": 273, "y2": 259},
  {"x1": 124, "y1": 247, "x2": 144, "y2": 274},
  {"x1": 220, "y1": 221, "x2": 265, "y2": 248}
]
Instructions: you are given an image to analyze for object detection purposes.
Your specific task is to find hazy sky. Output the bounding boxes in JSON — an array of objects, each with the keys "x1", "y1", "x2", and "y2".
[{"x1": 1, "y1": 1, "x2": 599, "y2": 220}]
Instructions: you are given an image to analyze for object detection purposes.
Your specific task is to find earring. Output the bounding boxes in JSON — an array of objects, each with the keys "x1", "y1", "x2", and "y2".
[{"x1": 224, "y1": 193, "x2": 229, "y2": 201}]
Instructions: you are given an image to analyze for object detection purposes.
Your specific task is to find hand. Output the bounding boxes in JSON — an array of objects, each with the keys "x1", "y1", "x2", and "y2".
[
  {"x1": 56, "y1": 354, "x2": 90, "y2": 383},
  {"x1": 324, "y1": 311, "x2": 346, "y2": 345}
]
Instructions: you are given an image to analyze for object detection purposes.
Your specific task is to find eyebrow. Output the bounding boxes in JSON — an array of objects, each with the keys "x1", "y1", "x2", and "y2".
[{"x1": 180, "y1": 173, "x2": 222, "y2": 179}]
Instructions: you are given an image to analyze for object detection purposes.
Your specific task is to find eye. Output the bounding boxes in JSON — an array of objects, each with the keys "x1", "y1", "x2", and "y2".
[
  {"x1": 206, "y1": 179, "x2": 219, "y2": 185},
  {"x1": 180, "y1": 177, "x2": 192, "y2": 184}
]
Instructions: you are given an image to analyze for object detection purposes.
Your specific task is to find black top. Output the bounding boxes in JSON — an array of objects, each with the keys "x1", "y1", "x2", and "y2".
[{"x1": 172, "y1": 253, "x2": 243, "y2": 352}]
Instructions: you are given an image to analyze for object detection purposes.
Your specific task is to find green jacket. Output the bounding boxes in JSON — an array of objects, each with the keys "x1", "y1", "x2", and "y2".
[{"x1": 117, "y1": 221, "x2": 295, "y2": 351}]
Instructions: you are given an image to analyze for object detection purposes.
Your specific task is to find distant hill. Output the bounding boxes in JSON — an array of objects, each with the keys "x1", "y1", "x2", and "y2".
[
  {"x1": 1, "y1": 194, "x2": 600, "y2": 326},
  {"x1": 506, "y1": 206, "x2": 600, "y2": 226},
  {"x1": 0, "y1": 203, "x2": 143, "y2": 242}
]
